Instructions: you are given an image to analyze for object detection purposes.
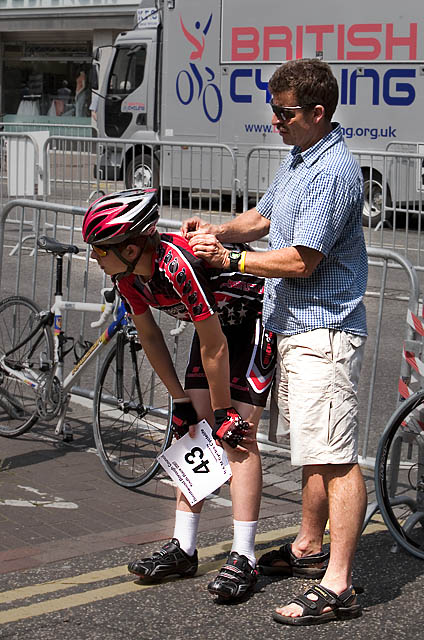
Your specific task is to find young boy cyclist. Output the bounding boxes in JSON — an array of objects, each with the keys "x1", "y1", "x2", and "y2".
[{"x1": 82, "y1": 188, "x2": 275, "y2": 601}]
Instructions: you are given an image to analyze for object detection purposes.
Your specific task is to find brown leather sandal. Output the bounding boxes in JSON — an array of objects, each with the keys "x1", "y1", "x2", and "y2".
[{"x1": 258, "y1": 542, "x2": 329, "y2": 577}]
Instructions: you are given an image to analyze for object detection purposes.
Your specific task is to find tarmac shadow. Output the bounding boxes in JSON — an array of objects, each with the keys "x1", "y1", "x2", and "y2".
[
  {"x1": 0, "y1": 420, "x2": 95, "y2": 472},
  {"x1": 348, "y1": 528, "x2": 424, "y2": 608},
  {"x1": 252, "y1": 529, "x2": 424, "y2": 611}
]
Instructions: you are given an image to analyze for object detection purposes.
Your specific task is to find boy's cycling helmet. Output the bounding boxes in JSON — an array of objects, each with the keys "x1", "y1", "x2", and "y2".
[{"x1": 82, "y1": 188, "x2": 159, "y2": 246}]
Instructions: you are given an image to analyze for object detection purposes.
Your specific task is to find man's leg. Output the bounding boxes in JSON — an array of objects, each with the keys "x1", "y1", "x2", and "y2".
[
  {"x1": 275, "y1": 461, "x2": 366, "y2": 619},
  {"x1": 277, "y1": 465, "x2": 329, "y2": 563}
]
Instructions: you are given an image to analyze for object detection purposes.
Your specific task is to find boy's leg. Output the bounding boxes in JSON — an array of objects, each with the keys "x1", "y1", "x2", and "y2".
[
  {"x1": 126, "y1": 389, "x2": 212, "y2": 580},
  {"x1": 207, "y1": 401, "x2": 263, "y2": 600},
  {"x1": 172, "y1": 389, "x2": 213, "y2": 554},
  {"x1": 227, "y1": 401, "x2": 263, "y2": 523}
]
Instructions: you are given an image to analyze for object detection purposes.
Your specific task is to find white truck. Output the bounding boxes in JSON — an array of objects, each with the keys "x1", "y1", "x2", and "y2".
[{"x1": 94, "y1": 0, "x2": 424, "y2": 225}]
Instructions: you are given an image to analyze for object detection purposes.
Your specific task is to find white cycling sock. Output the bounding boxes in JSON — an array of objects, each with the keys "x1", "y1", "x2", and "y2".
[
  {"x1": 231, "y1": 519, "x2": 258, "y2": 568},
  {"x1": 173, "y1": 510, "x2": 200, "y2": 557}
]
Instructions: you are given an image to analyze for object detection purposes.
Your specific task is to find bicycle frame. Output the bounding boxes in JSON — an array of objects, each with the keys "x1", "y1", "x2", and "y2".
[
  {"x1": 53, "y1": 298, "x2": 128, "y2": 396},
  {"x1": 0, "y1": 242, "x2": 132, "y2": 438},
  {"x1": 1, "y1": 294, "x2": 129, "y2": 393}
]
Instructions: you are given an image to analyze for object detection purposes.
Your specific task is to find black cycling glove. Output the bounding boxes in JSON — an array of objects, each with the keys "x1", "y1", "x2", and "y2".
[
  {"x1": 212, "y1": 407, "x2": 249, "y2": 448},
  {"x1": 171, "y1": 399, "x2": 198, "y2": 439}
]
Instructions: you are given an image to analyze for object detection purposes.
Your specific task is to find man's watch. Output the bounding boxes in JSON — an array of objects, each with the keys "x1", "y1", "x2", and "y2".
[{"x1": 227, "y1": 250, "x2": 242, "y2": 272}]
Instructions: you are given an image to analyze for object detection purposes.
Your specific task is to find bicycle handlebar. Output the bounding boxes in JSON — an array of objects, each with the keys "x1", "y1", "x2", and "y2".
[{"x1": 90, "y1": 288, "x2": 116, "y2": 328}]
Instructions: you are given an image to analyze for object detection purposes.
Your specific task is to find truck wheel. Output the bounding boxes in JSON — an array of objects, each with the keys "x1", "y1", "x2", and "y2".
[
  {"x1": 125, "y1": 154, "x2": 159, "y2": 189},
  {"x1": 362, "y1": 169, "x2": 392, "y2": 228}
]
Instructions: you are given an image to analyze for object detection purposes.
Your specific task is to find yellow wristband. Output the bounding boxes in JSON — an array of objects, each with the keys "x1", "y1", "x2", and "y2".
[{"x1": 239, "y1": 251, "x2": 247, "y2": 273}]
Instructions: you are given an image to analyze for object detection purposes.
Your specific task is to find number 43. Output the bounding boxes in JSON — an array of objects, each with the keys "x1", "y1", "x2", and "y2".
[{"x1": 184, "y1": 446, "x2": 210, "y2": 474}]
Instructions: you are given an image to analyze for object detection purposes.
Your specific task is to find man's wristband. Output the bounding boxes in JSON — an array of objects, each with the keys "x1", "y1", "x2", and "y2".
[{"x1": 239, "y1": 251, "x2": 247, "y2": 273}]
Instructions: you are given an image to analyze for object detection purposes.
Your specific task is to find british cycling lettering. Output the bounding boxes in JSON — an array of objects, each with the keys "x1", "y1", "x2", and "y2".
[{"x1": 176, "y1": 13, "x2": 223, "y2": 123}]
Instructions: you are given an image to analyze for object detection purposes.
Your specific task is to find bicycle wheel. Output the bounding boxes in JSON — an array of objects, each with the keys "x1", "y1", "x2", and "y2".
[
  {"x1": 93, "y1": 331, "x2": 173, "y2": 488},
  {"x1": 0, "y1": 296, "x2": 53, "y2": 437},
  {"x1": 375, "y1": 389, "x2": 424, "y2": 559}
]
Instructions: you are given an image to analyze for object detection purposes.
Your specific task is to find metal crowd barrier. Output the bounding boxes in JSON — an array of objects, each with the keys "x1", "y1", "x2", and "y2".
[
  {"x1": 256, "y1": 247, "x2": 423, "y2": 468},
  {"x1": 244, "y1": 145, "x2": 424, "y2": 272},
  {"x1": 41, "y1": 135, "x2": 238, "y2": 224},
  {"x1": 3, "y1": 130, "x2": 424, "y2": 270},
  {"x1": 0, "y1": 121, "x2": 96, "y2": 138},
  {"x1": 1, "y1": 199, "x2": 423, "y2": 464},
  {"x1": 0, "y1": 132, "x2": 43, "y2": 208},
  {"x1": 0, "y1": 133, "x2": 238, "y2": 228},
  {"x1": 0, "y1": 199, "x2": 184, "y2": 404}
]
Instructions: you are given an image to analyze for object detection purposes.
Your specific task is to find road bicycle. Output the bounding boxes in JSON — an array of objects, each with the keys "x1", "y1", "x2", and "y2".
[
  {"x1": 0, "y1": 235, "x2": 173, "y2": 488},
  {"x1": 374, "y1": 389, "x2": 424, "y2": 559}
]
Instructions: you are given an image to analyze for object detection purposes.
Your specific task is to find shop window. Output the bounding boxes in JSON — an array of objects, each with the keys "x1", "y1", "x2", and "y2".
[{"x1": 2, "y1": 43, "x2": 93, "y2": 122}]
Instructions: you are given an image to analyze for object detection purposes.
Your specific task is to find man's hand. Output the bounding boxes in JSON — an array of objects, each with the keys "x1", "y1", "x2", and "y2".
[
  {"x1": 181, "y1": 217, "x2": 220, "y2": 240},
  {"x1": 188, "y1": 233, "x2": 230, "y2": 269},
  {"x1": 172, "y1": 398, "x2": 198, "y2": 439},
  {"x1": 212, "y1": 407, "x2": 250, "y2": 449}
]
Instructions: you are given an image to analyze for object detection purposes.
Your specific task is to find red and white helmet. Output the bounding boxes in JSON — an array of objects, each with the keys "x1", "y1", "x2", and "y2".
[{"x1": 82, "y1": 188, "x2": 159, "y2": 246}]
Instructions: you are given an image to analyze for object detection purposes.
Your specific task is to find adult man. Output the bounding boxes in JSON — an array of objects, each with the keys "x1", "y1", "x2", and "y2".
[
  {"x1": 184, "y1": 58, "x2": 367, "y2": 625},
  {"x1": 82, "y1": 188, "x2": 276, "y2": 602}
]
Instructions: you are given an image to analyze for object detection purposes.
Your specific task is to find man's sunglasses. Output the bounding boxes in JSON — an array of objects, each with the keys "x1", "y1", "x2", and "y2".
[{"x1": 270, "y1": 102, "x2": 315, "y2": 122}]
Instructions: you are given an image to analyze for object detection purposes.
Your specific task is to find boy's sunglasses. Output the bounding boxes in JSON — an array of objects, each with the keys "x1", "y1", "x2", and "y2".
[
  {"x1": 91, "y1": 245, "x2": 111, "y2": 257},
  {"x1": 270, "y1": 102, "x2": 315, "y2": 122}
]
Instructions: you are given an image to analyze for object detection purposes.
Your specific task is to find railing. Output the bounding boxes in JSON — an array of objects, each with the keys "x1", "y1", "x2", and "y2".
[
  {"x1": 0, "y1": 120, "x2": 96, "y2": 138},
  {"x1": 243, "y1": 145, "x2": 424, "y2": 271},
  {"x1": 1, "y1": 199, "x2": 423, "y2": 464},
  {"x1": 3, "y1": 131, "x2": 424, "y2": 270},
  {"x1": 0, "y1": 199, "x2": 185, "y2": 407},
  {"x1": 42, "y1": 135, "x2": 238, "y2": 224}
]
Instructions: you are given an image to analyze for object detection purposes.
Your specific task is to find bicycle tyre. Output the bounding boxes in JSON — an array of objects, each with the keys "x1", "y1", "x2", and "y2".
[
  {"x1": 374, "y1": 389, "x2": 424, "y2": 559},
  {"x1": 93, "y1": 332, "x2": 173, "y2": 488},
  {"x1": 0, "y1": 296, "x2": 54, "y2": 437}
]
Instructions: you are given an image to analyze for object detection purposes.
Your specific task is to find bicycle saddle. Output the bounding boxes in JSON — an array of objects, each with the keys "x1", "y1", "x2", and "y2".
[{"x1": 38, "y1": 236, "x2": 79, "y2": 255}]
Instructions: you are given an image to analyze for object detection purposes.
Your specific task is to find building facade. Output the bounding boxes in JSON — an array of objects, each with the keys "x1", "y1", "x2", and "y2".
[{"x1": 0, "y1": 0, "x2": 140, "y2": 128}]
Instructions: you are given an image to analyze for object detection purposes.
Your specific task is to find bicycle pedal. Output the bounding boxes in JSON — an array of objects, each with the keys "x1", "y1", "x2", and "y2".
[{"x1": 62, "y1": 423, "x2": 73, "y2": 442}]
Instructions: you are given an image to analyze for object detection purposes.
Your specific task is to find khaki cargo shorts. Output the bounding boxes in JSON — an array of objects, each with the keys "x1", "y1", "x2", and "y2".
[{"x1": 270, "y1": 328, "x2": 366, "y2": 466}]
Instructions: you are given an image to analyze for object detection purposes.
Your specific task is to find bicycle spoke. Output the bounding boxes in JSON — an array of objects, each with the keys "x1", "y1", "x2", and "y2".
[
  {"x1": 375, "y1": 391, "x2": 424, "y2": 559},
  {"x1": 94, "y1": 334, "x2": 173, "y2": 488},
  {"x1": 0, "y1": 297, "x2": 53, "y2": 437}
]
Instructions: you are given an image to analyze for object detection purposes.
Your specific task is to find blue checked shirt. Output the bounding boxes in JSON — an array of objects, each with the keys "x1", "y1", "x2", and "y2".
[{"x1": 256, "y1": 124, "x2": 368, "y2": 337}]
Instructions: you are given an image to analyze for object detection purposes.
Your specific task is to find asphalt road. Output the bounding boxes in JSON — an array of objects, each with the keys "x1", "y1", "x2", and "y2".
[{"x1": 0, "y1": 510, "x2": 423, "y2": 640}]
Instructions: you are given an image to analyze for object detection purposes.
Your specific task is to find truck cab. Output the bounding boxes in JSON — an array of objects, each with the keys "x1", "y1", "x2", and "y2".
[{"x1": 96, "y1": 7, "x2": 161, "y2": 188}]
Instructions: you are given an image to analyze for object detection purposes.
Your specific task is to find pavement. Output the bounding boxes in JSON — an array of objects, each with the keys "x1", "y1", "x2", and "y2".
[{"x1": 0, "y1": 403, "x2": 308, "y2": 576}]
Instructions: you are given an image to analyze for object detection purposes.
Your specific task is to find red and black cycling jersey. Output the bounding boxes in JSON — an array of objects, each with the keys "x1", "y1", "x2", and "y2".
[{"x1": 115, "y1": 232, "x2": 264, "y2": 326}]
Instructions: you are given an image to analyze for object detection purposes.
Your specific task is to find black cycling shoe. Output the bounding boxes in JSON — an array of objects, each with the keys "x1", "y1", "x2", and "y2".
[
  {"x1": 207, "y1": 552, "x2": 258, "y2": 601},
  {"x1": 127, "y1": 538, "x2": 198, "y2": 580}
]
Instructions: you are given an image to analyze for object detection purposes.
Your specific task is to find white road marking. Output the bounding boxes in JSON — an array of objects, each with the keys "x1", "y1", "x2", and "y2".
[{"x1": 0, "y1": 485, "x2": 78, "y2": 509}]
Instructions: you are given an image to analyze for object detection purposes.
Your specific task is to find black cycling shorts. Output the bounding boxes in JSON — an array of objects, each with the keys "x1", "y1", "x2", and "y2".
[{"x1": 184, "y1": 317, "x2": 276, "y2": 407}]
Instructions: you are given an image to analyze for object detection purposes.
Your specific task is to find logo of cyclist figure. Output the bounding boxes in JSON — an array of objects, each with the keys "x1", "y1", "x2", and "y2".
[{"x1": 177, "y1": 13, "x2": 223, "y2": 123}]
